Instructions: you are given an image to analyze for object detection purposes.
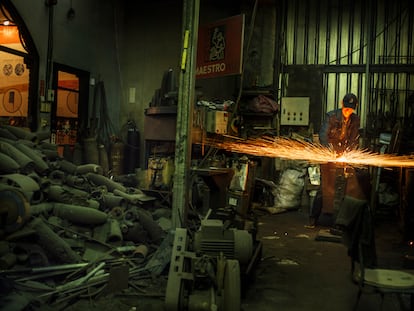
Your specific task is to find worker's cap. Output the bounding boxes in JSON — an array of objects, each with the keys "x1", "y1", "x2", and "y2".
[{"x1": 343, "y1": 93, "x2": 358, "y2": 109}]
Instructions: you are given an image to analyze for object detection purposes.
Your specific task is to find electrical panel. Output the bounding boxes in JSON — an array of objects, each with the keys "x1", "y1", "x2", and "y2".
[
  {"x1": 205, "y1": 110, "x2": 228, "y2": 134},
  {"x1": 280, "y1": 97, "x2": 310, "y2": 126}
]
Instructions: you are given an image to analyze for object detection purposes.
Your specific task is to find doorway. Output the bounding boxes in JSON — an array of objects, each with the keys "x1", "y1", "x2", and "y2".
[
  {"x1": 0, "y1": 0, "x2": 39, "y2": 131},
  {"x1": 51, "y1": 63, "x2": 89, "y2": 158}
]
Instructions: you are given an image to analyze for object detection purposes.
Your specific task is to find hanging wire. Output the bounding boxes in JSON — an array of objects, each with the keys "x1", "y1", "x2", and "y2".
[
  {"x1": 93, "y1": 80, "x2": 118, "y2": 152},
  {"x1": 233, "y1": 0, "x2": 259, "y2": 115},
  {"x1": 45, "y1": 4, "x2": 54, "y2": 90}
]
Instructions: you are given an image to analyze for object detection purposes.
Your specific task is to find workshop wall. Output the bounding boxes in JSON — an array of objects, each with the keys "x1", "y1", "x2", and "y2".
[
  {"x1": 119, "y1": 0, "x2": 246, "y2": 168},
  {"x1": 277, "y1": 0, "x2": 414, "y2": 147},
  {"x1": 6, "y1": 0, "x2": 247, "y2": 171},
  {"x1": 7, "y1": 0, "x2": 414, "y2": 171},
  {"x1": 10, "y1": 0, "x2": 123, "y2": 132},
  {"x1": 118, "y1": 0, "x2": 182, "y2": 146}
]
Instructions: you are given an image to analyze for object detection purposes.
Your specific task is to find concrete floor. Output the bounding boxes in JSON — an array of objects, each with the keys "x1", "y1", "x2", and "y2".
[
  {"x1": 41, "y1": 207, "x2": 413, "y2": 311},
  {"x1": 242, "y1": 208, "x2": 413, "y2": 311}
]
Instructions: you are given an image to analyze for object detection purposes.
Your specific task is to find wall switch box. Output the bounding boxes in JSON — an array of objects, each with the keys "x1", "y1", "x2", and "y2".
[
  {"x1": 40, "y1": 102, "x2": 51, "y2": 113},
  {"x1": 205, "y1": 110, "x2": 228, "y2": 134},
  {"x1": 129, "y1": 87, "x2": 136, "y2": 104},
  {"x1": 47, "y1": 89, "x2": 55, "y2": 102},
  {"x1": 280, "y1": 97, "x2": 310, "y2": 126}
]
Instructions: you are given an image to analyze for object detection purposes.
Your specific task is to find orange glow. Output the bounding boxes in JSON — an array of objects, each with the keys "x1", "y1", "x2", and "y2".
[
  {"x1": 203, "y1": 136, "x2": 414, "y2": 168},
  {"x1": 0, "y1": 25, "x2": 20, "y2": 44},
  {"x1": 335, "y1": 155, "x2": 349, "y2": 163}
]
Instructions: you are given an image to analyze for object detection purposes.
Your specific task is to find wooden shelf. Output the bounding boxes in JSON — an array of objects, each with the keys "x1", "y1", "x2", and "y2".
[
  {"x1": 241, "y1": 88, "x2": 274, "y2": 97},
  {"x1": 144, "y1": 106, "x2": 177, "y2": 116}
]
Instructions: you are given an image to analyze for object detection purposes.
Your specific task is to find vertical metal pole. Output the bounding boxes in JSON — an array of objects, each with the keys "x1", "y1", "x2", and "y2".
[
  {"x1": 303, "y1": 0, "x2": 310, "y2": 64},
  {"x1": 46, "y1": 3, "x2": 55, "y2": 92},
  {"x1": 335, "y1": 2, "x2": 342, "y2": 66},
  {"x1": 357, "y1": 2, "x2": 364, "y2": 107},
  {"x1": 325, "y1": 3, "x2": 331, "y2": 66},
  {"x1": 293, "y1": 0, "x2": 299, "y2": 64},
  {"x1": 274, "y1": 0, "x2": 286, "y2": 137},
  {"x1": 367, "y1": 0, "x2": 376, "y2": 214},
  {"x1": 171, "y1": 0, "x2": 200, "y2": 228},
  {"x1": 334, "y1": 3, "x2": 341, "y2": 108},
  {"x1": 365, "y1": 0, "x2": 373, "y2": 129},
  {"x1": 314, "y1": 0, "x2": 320, "y2": 64}
]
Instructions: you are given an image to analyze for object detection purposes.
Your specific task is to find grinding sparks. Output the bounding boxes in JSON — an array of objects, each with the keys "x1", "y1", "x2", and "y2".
[{"x1": 203, "y1": 136, "x2": 414, "y2": 168}]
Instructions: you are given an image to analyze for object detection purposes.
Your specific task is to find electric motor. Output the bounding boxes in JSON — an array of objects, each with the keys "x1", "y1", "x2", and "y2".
[{"x1": 193, "y1": 219, "x2": 253, "y2": 265}]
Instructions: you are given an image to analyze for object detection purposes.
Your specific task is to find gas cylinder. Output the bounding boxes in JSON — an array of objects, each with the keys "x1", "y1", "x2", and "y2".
[
  {"x1": 98, "y1": 144, "x2": 109, "y2": 176},
  {"x1": 124, "y1": 126, "x2": 140, "y2": 174}
]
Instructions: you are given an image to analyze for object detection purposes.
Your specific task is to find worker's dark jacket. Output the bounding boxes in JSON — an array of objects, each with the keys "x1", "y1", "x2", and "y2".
[
  {"x1": 336, "y1": 196, "x2": 377, "y2": 268},
  {"x1": 319, "y1": 108, "x2": 360, "y2": 153}
]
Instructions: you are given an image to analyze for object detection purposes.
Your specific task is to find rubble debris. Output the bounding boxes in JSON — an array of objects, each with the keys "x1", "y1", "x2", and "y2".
[
  {"x1": 28, "y1": 217, "x2": 83, "y2": 263},
  {"x1": 0, "y1": 125, "x2": 170, "y2": 310}
]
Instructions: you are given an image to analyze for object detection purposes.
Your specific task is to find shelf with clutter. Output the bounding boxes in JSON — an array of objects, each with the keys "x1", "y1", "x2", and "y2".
[{"x1": 235, "y1": 89, "x2": 279, "y2": 138}]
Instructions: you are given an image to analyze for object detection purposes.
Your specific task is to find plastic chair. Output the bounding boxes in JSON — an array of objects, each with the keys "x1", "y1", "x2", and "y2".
[{"x1": 336, "y1": 195, "x2": 414, "y2": 311}]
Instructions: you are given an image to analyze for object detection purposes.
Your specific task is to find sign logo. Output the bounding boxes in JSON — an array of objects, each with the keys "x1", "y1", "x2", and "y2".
[{"x1": 196, "y1": 14, "x2": 244, "y2": 79}]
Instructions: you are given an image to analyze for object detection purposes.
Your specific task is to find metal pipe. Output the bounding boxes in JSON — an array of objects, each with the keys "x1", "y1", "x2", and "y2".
[
  {"x1": 293, "y1": 0, "x2": 299, "y2": 64},
  {"x1": 346, "y1": 2, "x2": 355, "y2": 89},
  {"x1": 28, "y1": 218, "x2": 82, "y2": 263},
  {"x1": 312, "y1": 0, "x2": 319, "y2": 64},
  {"x1": 303, "y1": 0, "x2": 310, "y2": 64},
  {"x1": 53, "y1": 203, "x2": 108, "y2": 225},
  {"x1": 336, "y1": 2, "x2": 342, "y2": 66},
  {"x1": 0, "y1": 152, "x2": 20, "y2": 173},
  {"x1": 325, "y1": 2, "x2": 331, "y2": 66},
  {"x1": 86, "y1": 172, "x2": 127, "y2": 193},
  {"x1": 0, "y1": 140, "x2": 34, "y2": 172},
  {"x1": 364, "y1": 0, "x2": 374, "y2": 126},
  {"x1": 13, "y1": 142, "x2": 49, "y2": 174},
  {"x1": 106, "y1": 218, "x2": 123, "y2": 243}
]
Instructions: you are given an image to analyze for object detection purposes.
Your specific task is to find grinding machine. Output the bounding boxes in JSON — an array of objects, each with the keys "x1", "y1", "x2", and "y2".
[{"x1": 165, "y1": 217, "x2": 262, "y2": 311}]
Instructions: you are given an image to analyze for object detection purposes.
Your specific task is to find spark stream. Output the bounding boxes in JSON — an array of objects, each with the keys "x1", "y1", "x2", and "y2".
[{"x1": 204, "y1": 136, "x2": 414, "y2": 168}]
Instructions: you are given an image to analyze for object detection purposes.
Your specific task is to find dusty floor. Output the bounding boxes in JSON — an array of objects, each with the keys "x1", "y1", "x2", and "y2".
[
  {"x1": 242, "y1": 209, "x2": 413, "y2": 311},
  {"x1": 5, "y1": 207, "x2": 412, "y2": 311}
]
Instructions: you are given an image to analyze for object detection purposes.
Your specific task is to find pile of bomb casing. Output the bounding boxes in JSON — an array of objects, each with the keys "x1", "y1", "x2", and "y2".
[{"x1": 0, "y1": 125, "x2": 172, "y2": 310}]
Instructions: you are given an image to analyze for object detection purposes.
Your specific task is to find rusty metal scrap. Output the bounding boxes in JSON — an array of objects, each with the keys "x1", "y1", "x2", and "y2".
[
  {"x1": 27, "y1": 217, "x2": 83, "y2": 264},
  {"x1": 0, "y1": 125, "x2": 169, "y2": 309}
]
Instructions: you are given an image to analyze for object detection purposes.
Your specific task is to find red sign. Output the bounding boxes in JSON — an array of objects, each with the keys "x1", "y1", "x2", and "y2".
[{"x1": 196, "y1": 14, "x2": 244, "y2": 79}]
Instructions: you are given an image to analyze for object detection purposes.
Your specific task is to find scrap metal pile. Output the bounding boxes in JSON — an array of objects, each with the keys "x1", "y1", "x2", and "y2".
[{"x1": 0, "y1": 125, "x2": 172, "y2": 310}]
